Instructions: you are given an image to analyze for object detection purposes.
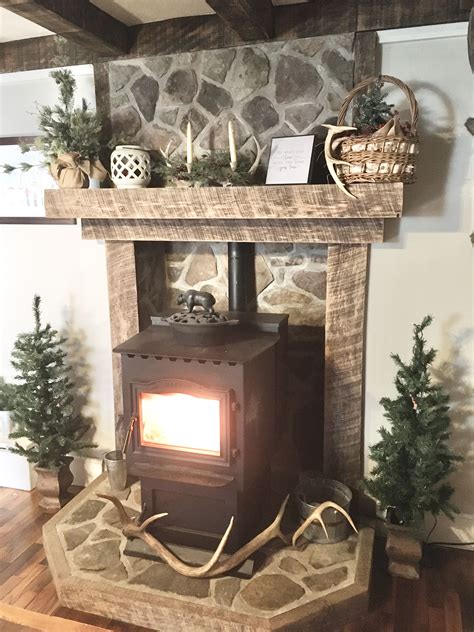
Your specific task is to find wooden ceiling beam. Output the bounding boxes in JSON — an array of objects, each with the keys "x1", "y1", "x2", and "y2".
[
  {"x1": 357, "y1": 0, "x2": 470, "y2": 31},
  {"x1": 0, "y1": 0, "x2": 470, "y2": 74},
  {"x1": 0, "y1": 0, "x2": 129, "y2": 55},
  {"x1": 204, "y1": 0, "x2": 273, "y2": 40}
]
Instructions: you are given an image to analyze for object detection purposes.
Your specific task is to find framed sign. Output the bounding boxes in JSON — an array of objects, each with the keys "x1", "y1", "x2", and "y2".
[{"x1": 265, "y1": 135, "x2": 316, "y2": 185}]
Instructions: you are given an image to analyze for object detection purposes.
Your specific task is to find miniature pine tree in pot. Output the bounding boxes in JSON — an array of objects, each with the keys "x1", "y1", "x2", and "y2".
[
  {"x1": 364, "y1": 316, "x2": 462, "y2": 578},
  {"x1": 1, "y1": 69, "x2": 107, "y2": 188},
  {"x1": 8, "y1": 296, "x2": 97, "y2": 511}
]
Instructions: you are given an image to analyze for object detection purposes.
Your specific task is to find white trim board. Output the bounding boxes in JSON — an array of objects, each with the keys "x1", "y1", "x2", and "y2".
[{"x1": 378, "y1": 22, "x2": 468, "y2": 44}]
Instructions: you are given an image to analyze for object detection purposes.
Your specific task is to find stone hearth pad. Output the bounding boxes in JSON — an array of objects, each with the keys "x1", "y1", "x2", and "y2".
[{"x1": 43, "y1": 474, "x2": 374, "y2": 631}]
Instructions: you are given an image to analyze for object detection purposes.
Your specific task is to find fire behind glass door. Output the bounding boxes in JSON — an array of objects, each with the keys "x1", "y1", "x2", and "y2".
[{"x1": 139, "y1": 391, "x2": 221, "y2": 457}]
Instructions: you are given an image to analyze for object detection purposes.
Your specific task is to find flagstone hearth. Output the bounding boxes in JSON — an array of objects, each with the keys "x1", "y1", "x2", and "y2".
[{"x1": 44, "y1": 474, "x2": 374, "y2": 631}]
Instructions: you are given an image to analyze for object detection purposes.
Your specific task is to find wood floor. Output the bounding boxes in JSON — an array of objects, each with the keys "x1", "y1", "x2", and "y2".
[{"x1": 0, "y1": 486, "x2": 472, "y2": 632}]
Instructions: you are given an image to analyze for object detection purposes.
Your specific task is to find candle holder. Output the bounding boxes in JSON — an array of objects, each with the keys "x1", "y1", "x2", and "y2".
[{"x1": 111, "y1": 145, "x2": 151, "y2": 189}]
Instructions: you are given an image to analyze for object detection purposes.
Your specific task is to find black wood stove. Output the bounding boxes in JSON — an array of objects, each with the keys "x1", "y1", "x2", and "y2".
[{"x1": 114, "y1": 309, "x2": 287, "y2": 552}]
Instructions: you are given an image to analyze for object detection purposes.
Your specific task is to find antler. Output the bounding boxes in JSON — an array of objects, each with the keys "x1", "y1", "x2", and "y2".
[
  {"x1": 205, "y1": 494, "x2": 290, "y2": 577},
  {"x1": 292, "y1": 500, "x2": 358, "y2": 548},
  {"x1": 97, "y1": 493, "x2": 233, "y2": 577},
  {"x1": 248, "y1": 135, "x2": 267, "y2": 175},
  {"x1": 98, "y1": 493, "x2": 289, "y2": 578},
  {"x1": 98, "y1": 493, "x2": 357, "y2": 578},
  {"x1": 159, "y1": 140, "x2": 173, "y2": 167},
  {"x1": 322, "y1": 124, "x2": 357, "y2": 199}
]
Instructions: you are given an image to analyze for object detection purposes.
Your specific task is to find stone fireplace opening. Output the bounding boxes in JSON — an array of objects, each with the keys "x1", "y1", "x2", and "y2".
[{"x1": 135, "y1": 240, "x2": 326, "y2": 473}]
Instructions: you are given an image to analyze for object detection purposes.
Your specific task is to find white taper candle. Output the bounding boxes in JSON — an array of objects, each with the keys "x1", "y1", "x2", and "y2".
[
  {"x1": 228, "y1": 120, "x2": 237, "y2": 171},
  {"x1": 186, "y1": 121, "x2": 193, "y2": 173}
]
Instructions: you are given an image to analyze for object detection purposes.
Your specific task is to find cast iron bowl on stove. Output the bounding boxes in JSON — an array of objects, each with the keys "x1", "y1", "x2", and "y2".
[{"x1": 165, "y1": 310, "x2": 239, "y2": 347}]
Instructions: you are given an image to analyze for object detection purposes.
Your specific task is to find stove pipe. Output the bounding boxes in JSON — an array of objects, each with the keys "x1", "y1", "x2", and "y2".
[{"x1": 228, "y1": 242, "x2": 255, "y2": 311}]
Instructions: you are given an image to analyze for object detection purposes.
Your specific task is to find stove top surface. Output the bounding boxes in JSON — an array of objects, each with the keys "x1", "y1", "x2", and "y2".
[{"x1": 114, "y1": 311, "x2": 287, "y2": 364}]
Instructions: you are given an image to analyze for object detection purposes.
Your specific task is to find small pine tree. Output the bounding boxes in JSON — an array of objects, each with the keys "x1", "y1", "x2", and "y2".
[
  {"x1": 0, "y1": 378, "x2": 15, "y2": 410},
  {"x1": 8, "y1": 296, "x2": 97, "y2": 469},
  {"x1": 354, "y1": 83, "x2": 394, "y2": 133},
  {"x1": 1, "y1": 69, "x2": 102, "y2": 173},
  {"x1": 36, "y1": 69, "x2": 102, "y2": 163},
  {"x1": 364, "y1": 316, "x2": 462, "y2": 526}
]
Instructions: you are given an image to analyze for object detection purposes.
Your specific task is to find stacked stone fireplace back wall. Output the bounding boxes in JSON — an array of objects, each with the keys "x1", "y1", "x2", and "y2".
[{"x1": 107, "y1": 34, "x2": 355, "y2": 469}]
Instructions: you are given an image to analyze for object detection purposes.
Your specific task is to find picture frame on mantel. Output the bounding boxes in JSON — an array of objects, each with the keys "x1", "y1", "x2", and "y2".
[{"x1": 265, "y1": 135, "x2": 317, "y2": 185}]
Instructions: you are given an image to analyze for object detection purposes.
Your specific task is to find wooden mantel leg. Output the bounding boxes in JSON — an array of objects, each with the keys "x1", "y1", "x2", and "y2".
[
  {"x1": 323, "y1": 244, "x2": 369, "y2": 487},
  {"x1": 105, "y1": 241, "x2": 139, "y2": 448}
]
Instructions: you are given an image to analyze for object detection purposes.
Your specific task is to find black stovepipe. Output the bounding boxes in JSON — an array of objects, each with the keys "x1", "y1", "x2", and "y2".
[{"x1": 227, "y1": 242, "x2": 256, "y2": 311}]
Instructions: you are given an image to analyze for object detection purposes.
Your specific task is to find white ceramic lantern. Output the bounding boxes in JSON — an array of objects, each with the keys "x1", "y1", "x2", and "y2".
[{"x1": 111, "y1": 145, "x2": 151, "y2": 189}]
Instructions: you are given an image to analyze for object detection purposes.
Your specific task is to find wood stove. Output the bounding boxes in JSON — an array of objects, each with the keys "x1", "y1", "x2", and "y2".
[{"x1": 114, "y1": 312, "x2": 287, "y2": 552}]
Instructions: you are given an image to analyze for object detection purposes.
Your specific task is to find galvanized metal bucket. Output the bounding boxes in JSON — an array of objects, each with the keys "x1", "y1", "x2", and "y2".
[
  {"x1": 295, "y1": 472, "x2": 352, "y2": 544},
  {"x1": 102, "y1": 450, "x2": 127, "y2": 492}
]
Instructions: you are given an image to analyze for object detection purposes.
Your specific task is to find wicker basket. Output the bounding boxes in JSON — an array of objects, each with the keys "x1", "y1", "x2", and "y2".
[{"x1": 335, "y1": 75, "x2": 419, "y2": 185}]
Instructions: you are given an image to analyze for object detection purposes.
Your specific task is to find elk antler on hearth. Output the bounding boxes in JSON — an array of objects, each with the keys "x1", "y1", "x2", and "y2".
[
  {"x1": 97, "y1": 494, "x2": 357, "y2": 578},
  {"x1": 292, "y1": 500, "x2": 358, "y2": 548},
  {"x1": 97, "y1": 493, "x2": 289, "y2": 578}
]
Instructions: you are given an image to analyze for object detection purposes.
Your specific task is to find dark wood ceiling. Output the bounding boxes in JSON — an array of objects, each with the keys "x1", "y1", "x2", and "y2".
[{"x1": 0, "y1": 0, "x2": 471, "y2": 74}]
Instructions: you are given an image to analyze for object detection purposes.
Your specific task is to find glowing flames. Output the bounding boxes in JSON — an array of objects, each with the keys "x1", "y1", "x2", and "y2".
[{"x1": 140, "y1": 392, "x2": 221, "y2": 456}]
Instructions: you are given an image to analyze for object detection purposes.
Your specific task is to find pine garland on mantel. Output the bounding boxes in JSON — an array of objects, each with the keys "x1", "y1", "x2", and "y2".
[{"x1": 154, "y1": 150, "x2": 260, "y2": 187}]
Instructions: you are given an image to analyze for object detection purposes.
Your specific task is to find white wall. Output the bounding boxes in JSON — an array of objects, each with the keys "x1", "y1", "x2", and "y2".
[
  {"x1": 365, "y1": 25, "x2": 473, "y2": 546},
  {"x1": 0, "y1": 225, "x2": 114, "y2": 470},
  {"x1": 0, "y1": 64, "x2": 114, "y2": 480},
  {"x1": 0, "y1": 65, "x2": 96, "y2": 137}
]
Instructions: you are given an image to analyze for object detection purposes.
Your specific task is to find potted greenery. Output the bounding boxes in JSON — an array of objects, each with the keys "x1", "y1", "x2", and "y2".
[
  {"x1": 364, "y1": 316, "x2": 462, "y2": 579},
  {"x1": 8, "y1": 295, "x2": 97, "y2": 511},
  {"x1": 325, "y1": 75, "x2": 419, "y2": 200},
  {"x1": 1, "y1": 69, "x2": 107, "y2": 188}
]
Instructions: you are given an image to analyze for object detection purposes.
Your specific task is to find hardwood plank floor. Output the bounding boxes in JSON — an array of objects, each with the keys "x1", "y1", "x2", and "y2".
[{"x1": 0, "y1": 486, "x2": 472, "y2": 632}]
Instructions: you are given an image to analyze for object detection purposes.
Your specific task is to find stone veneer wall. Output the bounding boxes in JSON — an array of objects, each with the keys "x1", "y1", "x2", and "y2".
[
  {"x1": 109, "y1": 34, "x2": 354, "y2": 161},
  {"x1": 108, "y1": 34, "x2": 355, "y2": 469}
]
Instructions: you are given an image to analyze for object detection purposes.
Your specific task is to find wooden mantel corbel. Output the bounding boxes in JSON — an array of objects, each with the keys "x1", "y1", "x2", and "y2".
[{"x1": 44, "y1": 182, "x2": 404, "y2": 487}]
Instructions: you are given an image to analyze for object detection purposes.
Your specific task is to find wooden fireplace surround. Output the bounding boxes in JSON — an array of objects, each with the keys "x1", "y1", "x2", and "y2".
[{"x1": 45, "y1": 181, "x2": 403, "y2": 487}]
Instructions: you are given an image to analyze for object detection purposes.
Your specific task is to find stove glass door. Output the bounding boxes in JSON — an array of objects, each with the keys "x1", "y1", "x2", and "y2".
[{"x1": 139, "y1": 392, "x2": 221, "y2": 457}]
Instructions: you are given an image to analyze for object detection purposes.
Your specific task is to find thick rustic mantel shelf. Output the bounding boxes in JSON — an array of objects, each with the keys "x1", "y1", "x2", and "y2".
[
  {"x1": 45, "y1": 182, "x2": 402, "y2": 220},
  {"x1": 44, "y1": 182, "x2": 403, "y2": 244},
  {"x1": 45, "y1": 184, "x2": 403, "y2": 244}
]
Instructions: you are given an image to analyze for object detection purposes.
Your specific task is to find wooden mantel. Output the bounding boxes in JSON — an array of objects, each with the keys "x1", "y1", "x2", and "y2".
[
  {"x1": 44, "y1": 182, "x2": 404, "y2": 487},
  {"x1": 45, "y1": 182, "x2": 403, "y2": 244}
]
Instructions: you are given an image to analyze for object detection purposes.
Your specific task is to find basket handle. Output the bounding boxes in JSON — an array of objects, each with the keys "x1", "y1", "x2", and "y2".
[{"x1": 337, "y1": 74, "x2": 418, "y2": 134}]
